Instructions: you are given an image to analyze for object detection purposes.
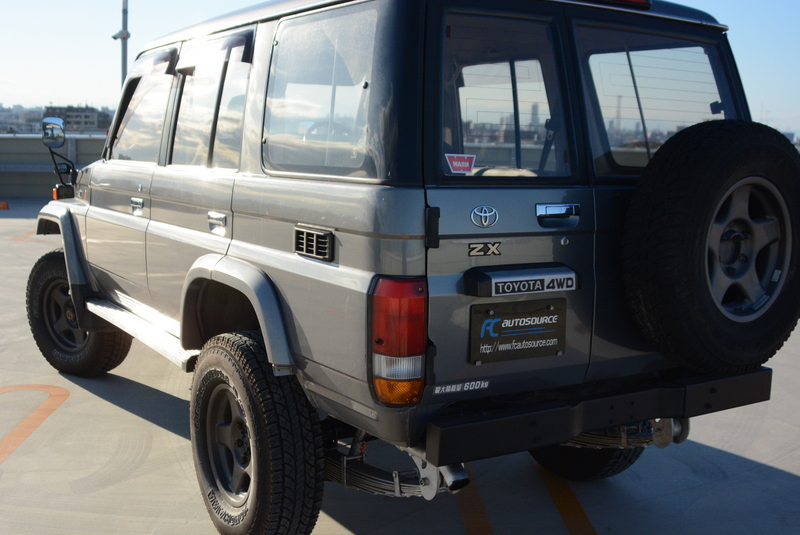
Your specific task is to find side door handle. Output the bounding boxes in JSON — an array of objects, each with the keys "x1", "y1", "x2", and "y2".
[
  {"x1": 130, "y1": 197, "x2": 144, "y2": 216},
  {"x1": 208, "y1": 211, "x2": 227, "y2": 235}
]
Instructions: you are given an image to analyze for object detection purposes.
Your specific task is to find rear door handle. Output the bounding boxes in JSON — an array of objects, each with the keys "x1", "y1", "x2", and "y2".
[
  {"x1": 535, "y1": 204, "x2": 580, "y2": 218},
  {"x1": 208, "y1": 211, "x2": 227, "y2": 235},
  {"x1": 130, "y1": 197, "x2": 144, "y2": 216}
]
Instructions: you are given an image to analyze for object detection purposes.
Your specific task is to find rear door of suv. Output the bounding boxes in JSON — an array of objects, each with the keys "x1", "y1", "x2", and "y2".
[
  {"x1": 564, "y1": 2, "x2": 747, "y2": 381},
  {"x1": 146, "y1": 30, "x2": 254, "y2": 323},
  {"x1": 423, "y1": 0, "x2": 595, "y2": 400}
]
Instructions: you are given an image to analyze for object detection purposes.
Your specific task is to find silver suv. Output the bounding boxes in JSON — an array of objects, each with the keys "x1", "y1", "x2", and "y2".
[{"x1": 28, "y1": 0, "x2": 800, "y2": 533}]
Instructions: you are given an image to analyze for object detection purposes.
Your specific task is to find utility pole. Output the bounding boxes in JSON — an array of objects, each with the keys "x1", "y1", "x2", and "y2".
[{"x1": 112, "y1": 0, "x2": 131, "y2": 86}]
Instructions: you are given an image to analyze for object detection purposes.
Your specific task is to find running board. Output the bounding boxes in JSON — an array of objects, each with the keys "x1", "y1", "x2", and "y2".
[{"x1": 85, "y1": 298, "x2": 199, "y2": 372}]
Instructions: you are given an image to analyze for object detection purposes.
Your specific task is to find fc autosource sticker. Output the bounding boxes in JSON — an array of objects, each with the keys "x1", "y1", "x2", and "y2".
[
  {"x1": 469, "y1": 299, "x2": 567, "y2": 364},
  {"x1": 445, "y1": 154, "x2": 476, "y2": 174}
]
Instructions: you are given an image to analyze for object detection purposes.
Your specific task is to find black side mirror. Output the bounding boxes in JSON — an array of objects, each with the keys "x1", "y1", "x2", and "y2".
[{"x1": 41, "y1": 117, "x2": 76, "y2": 191}]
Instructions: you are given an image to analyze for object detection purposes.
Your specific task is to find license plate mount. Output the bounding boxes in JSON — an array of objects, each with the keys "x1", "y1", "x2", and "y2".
[{"x1": 469, "y1": 299, "x2": 567, "y2": 364}]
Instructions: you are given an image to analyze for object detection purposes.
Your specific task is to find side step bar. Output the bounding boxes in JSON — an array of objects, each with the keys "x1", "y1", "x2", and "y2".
[{"x1": 85, "y1": 298, "x2": 199, "y2": 372}]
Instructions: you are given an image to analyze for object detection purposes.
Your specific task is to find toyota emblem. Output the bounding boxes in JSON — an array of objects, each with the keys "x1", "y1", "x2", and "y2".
[{"x1": 471, "y1": 206, "x2": 499, "y2": 228}]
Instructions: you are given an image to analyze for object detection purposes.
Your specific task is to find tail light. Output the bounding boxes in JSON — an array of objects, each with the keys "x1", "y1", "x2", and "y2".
[{"x1": 370, "y1": 277, "x2": 427, "y2": 405}]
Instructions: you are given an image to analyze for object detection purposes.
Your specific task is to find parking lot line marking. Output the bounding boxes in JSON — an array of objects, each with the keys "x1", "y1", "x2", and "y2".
[
  {"x1": 11, "y1": 231, "x2": 35, "y2": 241},
  {"x1": 537, "y1": 465, "x2": 597, "y2": 535},
  {"x1": 0, "y1": 385, "x2": 70, "y2": 465},
  {"x1": 456, "y1": 463, "x2": 495, "y2": 535}
]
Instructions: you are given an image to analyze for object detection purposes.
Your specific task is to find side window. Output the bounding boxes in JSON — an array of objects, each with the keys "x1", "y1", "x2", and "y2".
[
  {"x1": 264, "y1": 5, "x2": 378, "y2": 174},
  {"x1": 213, "y1": 48, "x2": 250, "y2": 169},
  {"x1": 172, "y1": 33, "x2": 252, "y2": 168},
  {"x1": 110, "y1": 49, "x2": 176, "y2": 162},
  {"x1": 443, "y1": 14, "x2": 570, "y2": 178},
  {"x1": 575, "y1": 25, "x2": 736, "y2": 174}
]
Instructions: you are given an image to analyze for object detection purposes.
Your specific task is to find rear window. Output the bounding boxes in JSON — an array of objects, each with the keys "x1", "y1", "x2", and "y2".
[
  {"x1": 575, "y1": 24, "x2": 737, "y2": 175},
  {"x1": 441, "y1": 13, "x2": 571, "y2": 179}
]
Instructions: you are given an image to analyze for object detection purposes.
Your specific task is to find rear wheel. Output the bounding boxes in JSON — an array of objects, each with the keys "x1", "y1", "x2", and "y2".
[
  {"x1": 530, "y1": 445, "x2": 645, "y2": 482},
  {"x1": 191, "y1": 331, "x2": 324, "y2": 535},
  {"x1": 26, "y1": 249, "x2": 131, "y2": 377}
]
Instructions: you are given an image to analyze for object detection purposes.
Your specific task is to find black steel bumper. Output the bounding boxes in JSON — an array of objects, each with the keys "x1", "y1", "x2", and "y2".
[{"x1": 424, "y1": 367, "x2": 772, "y2": 466}]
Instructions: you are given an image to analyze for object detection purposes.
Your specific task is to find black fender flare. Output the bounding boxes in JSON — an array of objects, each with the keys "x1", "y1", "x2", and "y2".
[
  {"x1": 35, "y1": 202, "x2": 108, "y2": 330},
  {"x1": 180, "y1": 254, "x2": 296, "y2": 376}
]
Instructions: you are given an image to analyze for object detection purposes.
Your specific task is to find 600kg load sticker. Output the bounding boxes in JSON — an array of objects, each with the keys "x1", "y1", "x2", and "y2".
[{"x1": 469, "y1": 299, "x2": 566, "y2": 364}]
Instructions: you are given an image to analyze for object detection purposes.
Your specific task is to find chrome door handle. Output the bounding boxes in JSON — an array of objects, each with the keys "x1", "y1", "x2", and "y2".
[
  {"x1": 207, "y1": 212, "x2": 227, "y2": 227},
  {"x1": 208, "y1": 212, "x2": 227, "y2": 236},
  {"x1": 131, "y1": 197, "x2": 144, "y2": 216},
  {"x1": 535, "y1": 203, "x2": 580, "y2": 218}
]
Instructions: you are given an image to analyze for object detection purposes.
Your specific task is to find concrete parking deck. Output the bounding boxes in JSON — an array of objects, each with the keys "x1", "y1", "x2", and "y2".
[{"x1": 2, "y1": 197, "x2": 799, "y2": 535}]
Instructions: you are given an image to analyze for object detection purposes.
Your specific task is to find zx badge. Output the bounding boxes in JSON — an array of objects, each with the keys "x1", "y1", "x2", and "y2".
[{"x1": 469, "y1": 242, "x2": 501, "y2": 257}]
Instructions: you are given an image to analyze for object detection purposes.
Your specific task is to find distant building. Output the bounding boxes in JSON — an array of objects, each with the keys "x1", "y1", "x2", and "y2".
[
  {"x1": 43, "y1": 105, "x2": 112, "y2": 132},
  {"x1": 0, "y1": 104, "x2": 42, "y2": 134}
]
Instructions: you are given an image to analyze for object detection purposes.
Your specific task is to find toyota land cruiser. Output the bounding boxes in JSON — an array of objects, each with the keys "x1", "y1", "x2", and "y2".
[{"x1": 28, "y1": 0, "x2": 800, "y2": 533}]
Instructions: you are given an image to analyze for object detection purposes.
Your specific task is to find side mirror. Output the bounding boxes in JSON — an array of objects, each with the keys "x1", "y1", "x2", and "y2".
[{"x1": 42, "y1": 117, "x2": 66, "y2": 149}]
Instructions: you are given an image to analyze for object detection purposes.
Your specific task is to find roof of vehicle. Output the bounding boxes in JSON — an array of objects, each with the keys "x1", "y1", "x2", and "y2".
[{"x1": 141, "y1": 0, "x2": 723, "y2": 55}]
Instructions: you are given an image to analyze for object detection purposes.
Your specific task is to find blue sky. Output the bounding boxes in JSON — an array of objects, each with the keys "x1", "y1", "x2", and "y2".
[{"x1": 2, "y1": 0, "x2": 798, "y2": 134}]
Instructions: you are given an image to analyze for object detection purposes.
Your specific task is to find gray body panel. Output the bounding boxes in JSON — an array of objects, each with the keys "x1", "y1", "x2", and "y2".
[
  {"x1": 85, "y1": 160, "x2": 153, "y2": 305},
  {"x1": 147, "y1": 166, "x2": 234, "y2": 318},
  {"x1": 426, "y1": 187, "x2": 595, "y2": 396}
]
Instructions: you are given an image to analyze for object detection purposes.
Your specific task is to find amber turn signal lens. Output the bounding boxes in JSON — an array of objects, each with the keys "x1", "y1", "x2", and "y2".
[{"x1": 373, "y1": 377, "x2": 424, "y2": 406}]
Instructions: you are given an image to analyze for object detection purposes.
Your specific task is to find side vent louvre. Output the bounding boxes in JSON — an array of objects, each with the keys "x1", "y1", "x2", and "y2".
[{"x1": 295, "y1": 227, "x2": 334, "y2": 262}]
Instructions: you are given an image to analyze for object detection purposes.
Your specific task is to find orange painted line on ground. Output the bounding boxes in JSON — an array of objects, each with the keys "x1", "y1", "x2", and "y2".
[
  {"x1": 0, "y1": 385, "x2": 70, "y2": 464},
  {"x1": 537, "y1": 465, "x2": 598, "y2": 535},
  {"x1": 12, "y1": 231, "x2": 35, "y2": 241},
  {"x1": 456, "y1": 463, "x2": 495, "y2": 535}
]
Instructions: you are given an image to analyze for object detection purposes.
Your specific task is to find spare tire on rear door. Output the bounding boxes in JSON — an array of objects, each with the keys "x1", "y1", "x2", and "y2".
[{"x1": 623, "y1": 120, "x2": 800, "y2": 375}]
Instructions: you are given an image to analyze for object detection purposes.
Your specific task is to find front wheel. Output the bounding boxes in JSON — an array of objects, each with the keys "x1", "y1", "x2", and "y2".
[
  {"x1": 191, "y1": 331, "x2": 324, "y2": 535},
  {"x1": 26, "y1": 249, "x2": 131, "y2": 377}
]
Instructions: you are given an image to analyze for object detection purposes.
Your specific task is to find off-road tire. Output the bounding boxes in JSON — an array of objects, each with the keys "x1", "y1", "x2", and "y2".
[
  {"x1": 623, "y1": 120, "x2": 800, "y2": 374},
  {"x1": 26, "y1": 249, "x2": 131, "y2": 377},
  {"x1": 191, "y1": 331, "x2": 324, "y2": 535},
  {"x1": 530, "y1": 445, "x2": 645, "y2": 482}
]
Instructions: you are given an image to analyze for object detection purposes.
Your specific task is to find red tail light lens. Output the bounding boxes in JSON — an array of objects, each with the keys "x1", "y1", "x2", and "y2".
[
  {"x1": 371, "y1": 278, "x2": 427, "y2": 357},
  {"x1": 370, "y1": 277, "x2": 427, "y2": 405}
]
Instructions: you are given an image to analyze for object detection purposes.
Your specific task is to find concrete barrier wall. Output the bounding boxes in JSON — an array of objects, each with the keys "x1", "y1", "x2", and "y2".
[{"x1": 0, "y1": 134, "x2": 106, "y2": 198}]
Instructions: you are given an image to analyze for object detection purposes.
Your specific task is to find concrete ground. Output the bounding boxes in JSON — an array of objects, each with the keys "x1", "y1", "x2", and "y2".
[{"x1": 1, "y1": 197, "x2": 799, "y2": 535}]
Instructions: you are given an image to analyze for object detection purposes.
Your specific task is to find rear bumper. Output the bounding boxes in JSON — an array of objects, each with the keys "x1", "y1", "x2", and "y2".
[{"x1": 424, "y1": 367, "x2": 772, "y2": 466}]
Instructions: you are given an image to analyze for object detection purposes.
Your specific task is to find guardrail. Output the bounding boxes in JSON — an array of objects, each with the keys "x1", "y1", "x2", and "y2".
[{"x1": 0, "y1": 134, "x2": 106, "y2": 198}]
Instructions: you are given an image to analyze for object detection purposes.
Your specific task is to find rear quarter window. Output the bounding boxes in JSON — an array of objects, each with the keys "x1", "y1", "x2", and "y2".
[{"x1": 263, "y1": 4, "x2": 378, "y2": 177}]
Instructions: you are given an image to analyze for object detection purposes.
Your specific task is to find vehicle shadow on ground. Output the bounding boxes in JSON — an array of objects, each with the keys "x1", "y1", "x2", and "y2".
[
  {"x1": 54, "y1": 370, "x2": 800, "y2": 534},
  {"x1": 555, "y1": 439, "x2": 800, "y2": 535},
  {"x1": 62, "y1": 373, "x2": 190, "y2": 440},
  {"x1": 318, "y1": 439, "x2": 800, "y2": 535}
]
